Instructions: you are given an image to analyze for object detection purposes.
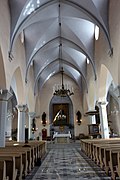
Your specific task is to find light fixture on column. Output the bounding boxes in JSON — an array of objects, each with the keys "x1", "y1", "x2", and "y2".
[{"x1": 53, "y1": 67, "x2": 74, "y2": 97}]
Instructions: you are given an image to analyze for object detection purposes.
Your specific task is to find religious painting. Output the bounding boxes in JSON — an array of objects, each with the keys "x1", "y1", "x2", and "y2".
[{"x1": 53, "y1": 103, "x2": 69, "y2": 126}]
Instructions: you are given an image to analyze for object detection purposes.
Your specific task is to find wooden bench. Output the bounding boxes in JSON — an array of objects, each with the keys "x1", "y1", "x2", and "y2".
[
  {"x1": 81, "y1": 138, "x2": 120, "y2": 179},
  {"x1": 92, "y1": 144, "x2": 120, "y2": 170},
  {"x1": 81, "y1": 138, "x2": 120, "y2": 156},
  {"x1": 0, "y1": 160, "x2": 9, "y2": 180},
  {"x1": 4, "y1": 140, "x2": 46, "y2": 178},
  {"x1": 6, "y1": 140, "x2": 46, "y2": 165},
  {"x1": 92, "y1": 143, "x2": 120, "y2": 165},
  {"x1": 103, "y1": 147, "x2": 120, "y2": 179},
  {"x1": 0, "y1": 155, "x2": 18, "y2": 180},
  {"x1": 0, "y1": 147, "x2": 31, "y2": 178},
  {"x1": 28, "y1": 141, "x2": 46, "y2": 161},
  {"x1": 5, "y1": 144, "x2": 33, "y2": 172},
  {"x1": 0, "y1": 152, "x2": 23, "y2": 180}
]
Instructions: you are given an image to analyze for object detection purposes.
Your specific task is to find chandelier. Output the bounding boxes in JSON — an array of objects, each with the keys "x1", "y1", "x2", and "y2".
[{"x1": 53, "y1": 68, "x2": 74, "y2": 97}]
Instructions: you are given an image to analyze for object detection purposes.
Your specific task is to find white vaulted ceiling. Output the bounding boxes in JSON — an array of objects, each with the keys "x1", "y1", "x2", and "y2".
[{"x1": 8, "y1": 0, "x2": 112, "y2": 95}]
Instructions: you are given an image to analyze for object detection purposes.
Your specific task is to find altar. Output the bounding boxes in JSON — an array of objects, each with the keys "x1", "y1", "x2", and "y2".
[{"x1": 53, "y1": 132, "x2": 71, "y2": 143}]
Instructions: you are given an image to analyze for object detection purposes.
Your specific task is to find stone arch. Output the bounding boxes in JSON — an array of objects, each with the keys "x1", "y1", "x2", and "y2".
[
  {"x1": 99, "y1": 64, "x2": 113, "y2": 102},
  {"x1": 97, "y1": 64, "x2": 115, "y2": 138},
  {"x1": 27, "y1": 83, "x2": 36, "y2": 112},
  {"x1": 0, "y1": 47, "x2": 6, "y2": 89},
  {"x1": 35, "y1": 95, "x2": 40, "y2": 117},
  {"x1": 86, "y1": 78, "x2": 96, "y2": 111},
  {"x1": 83, "y1": 93, "x2": 89, "y2": 114},
  {"x1": 9, "y1": 67, "x2": 25, "y2": 141},
  {"x1": 10, "y1": 67, "x2": 25, "y2": 104}
]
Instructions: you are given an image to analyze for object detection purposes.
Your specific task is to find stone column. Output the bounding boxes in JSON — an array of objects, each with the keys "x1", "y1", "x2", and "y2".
[
  {"x1": 17, "y1": 104, "x2": 27, "y2": 142},
  {"x1": 28, "y1": 112, "x2": 35, "y2": 140},
  {"x1": 0, "y1": 90, "x2": 12, "y2": 147},
  {"x1": 98, "y1": 101, "x2": 109, "y2": 139},
  {"x1": 6, "y1": 110, "x2": 13, "y2": 140}
]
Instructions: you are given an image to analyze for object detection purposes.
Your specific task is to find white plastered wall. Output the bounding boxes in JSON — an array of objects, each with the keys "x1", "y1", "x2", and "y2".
[
  {"x1": 1, "y1": 0, "x2": 120, "y2": 139},
  {"x1": 0, "y1": 0, "x2": 36, "y2": 107},
  {"x1": 33, "y1": 74, "x2": 88, "y2": 138},
  {"x1": 93, "y1": 0, "x2": 120, "y2": 136},
  {"x1": 0, "y1": 1, "x2": 36, "y2": 140},
  {"x1": 82, "y1": 0, "x2": 120, "y2": 133}
]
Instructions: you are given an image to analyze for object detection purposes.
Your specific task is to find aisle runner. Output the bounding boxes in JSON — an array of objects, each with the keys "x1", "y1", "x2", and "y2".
[{"x1": 28, "y1": 143, "x2": 111, "y2": 180}]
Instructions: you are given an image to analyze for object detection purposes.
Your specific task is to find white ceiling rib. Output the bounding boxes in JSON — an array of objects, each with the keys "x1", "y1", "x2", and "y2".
[
  {"x1": 9, "y1": 0, "x2": 112, "y2": 55},
  {"x1": 25, "y1": 36, "x2": 96, "y2": 83},
  {"x1": 8, "y1": 0, "x2": 112, "y2": 95},
  {"x1": 37, "y1": 64, "x2": 82, "y2": 95},
  {"x1": 34, "y1": 58, "x2": 88, "y2": 95}
]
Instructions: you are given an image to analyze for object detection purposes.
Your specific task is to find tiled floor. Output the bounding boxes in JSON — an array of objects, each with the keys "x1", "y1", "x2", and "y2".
[{"x1": 25, "y1": 142, "x2": 111, "y2": 180}]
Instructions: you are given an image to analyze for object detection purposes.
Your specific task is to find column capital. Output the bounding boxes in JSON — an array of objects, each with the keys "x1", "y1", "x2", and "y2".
[
  {"x1": 17, "y1": 104, "x2": 27, "y2": 112},
  {"x1": 28, "y1": 112, "x2": 36, "y2": 118},
  {"x1": 0, "y1": 89, "x2": 12, "y2": 101}
]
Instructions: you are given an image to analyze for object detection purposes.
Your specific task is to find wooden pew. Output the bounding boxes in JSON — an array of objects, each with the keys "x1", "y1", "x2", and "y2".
[
  {"x1": 0, "y1": 152, "x2": 23, "y2": 180},
  {"x1": 28, "y1": 141, "x2": 46, "y2": 161},
  {"x1": 81, "y1": 138, "x2": 120, "y2": 156},
  {"x1": 5, "y1": 140, "x2": 46, "y2": 176},
  {"x1": 81, "y1": 138, "x2": 120, "y2": 179},
  {"x1": 17, "y1": 146, "x2": 32, "y2": 173},
  {"x1": 0, "y1": 155, "x2": 18, "y2": 180},
  {"x1": 95, "y1": 146, "x2": 120, "y2": 179},
  {"x1": 0, "y1": 160, "x2": 8, "y2": 180},
  {"x1": 116, "y1": 152, "x2": 120, "y2": 178},
  {"x1": 81, "y1": 138, "x2": 120, "y2": 161},
  {"x1": 0, "y1": 147, "x2": 30, "y2": 178},
  {"x1": 104, "y1": 148, "x2": 120, "y2": 179},
  {"x1": 93, "y1": 144, "x2": 120, "y2": 171},
  {"x1": 6, "y1": 141, "x2": 46, "y2": 166},
  {"x1": 5, "y1": 144, "x2": 33, "y2": 172}
]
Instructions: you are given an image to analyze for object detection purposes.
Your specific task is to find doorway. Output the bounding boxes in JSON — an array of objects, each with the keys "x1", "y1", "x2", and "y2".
[
  {"x1": 25, "y1": 128, "x2": 28, "y2": 141},
  {"x1": 42, "y1": 128, "x2": 47, "y2": 140}
]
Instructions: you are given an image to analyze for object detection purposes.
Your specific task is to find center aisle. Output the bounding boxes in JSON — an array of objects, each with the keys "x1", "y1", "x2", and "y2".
[{"x1": 25, "y1": 142, "x2": 111, "y2": 180}]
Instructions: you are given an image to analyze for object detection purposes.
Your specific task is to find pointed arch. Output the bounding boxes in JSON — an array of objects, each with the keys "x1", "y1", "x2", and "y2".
[
  {"x1": 25, "y1": 36, "x2": 96, "y2": 82},
  {"x1": 9, "y1": 0, "x2": 112, "y2": 56},
  {"x1": 99, "y1": 64, "x2": 113, "y2": 101},
  {"x1": 0, "y1": 47, "x2": 6, "y2": 89},
  {"x1": 10, "y1": 67, "x2": 25, "y2": 104},
  {"x1": 34, "y1": 59, "x2": 88, "y2": 95}
]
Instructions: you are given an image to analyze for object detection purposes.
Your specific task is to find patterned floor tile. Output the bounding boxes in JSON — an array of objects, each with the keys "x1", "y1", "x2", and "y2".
[{"x1": 25, "y1": 142, "x2": 112, "y2": 180}]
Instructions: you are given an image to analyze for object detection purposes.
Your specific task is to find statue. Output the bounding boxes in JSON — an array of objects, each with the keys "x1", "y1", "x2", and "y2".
[
  {"x1": 76, "y1": 111, "x2": 82, "y2": 125},
  {"x1": 42, "y1": 112, "x2": 46, "y2": 126},
  {"x1": 32, "y1": 118, "x2": 36, "y2": 133}
]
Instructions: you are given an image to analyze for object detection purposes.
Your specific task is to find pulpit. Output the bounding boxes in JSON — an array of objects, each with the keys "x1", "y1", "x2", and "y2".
[{"x1": 88, "y1": 124, "x2": 100, "y2": 138}]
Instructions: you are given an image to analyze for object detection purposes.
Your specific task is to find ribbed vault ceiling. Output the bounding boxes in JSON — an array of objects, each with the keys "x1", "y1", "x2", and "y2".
[{"x1": 8, "y1": 0, "x2": 112, "y2": 95}]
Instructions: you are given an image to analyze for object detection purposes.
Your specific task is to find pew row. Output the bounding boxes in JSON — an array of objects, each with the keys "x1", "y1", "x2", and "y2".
[
  {"x1": 0, "y1": 155, "x2": 18, "y2": 180},
  {"x1": 0, "y1": 141, "x2": 46, "y2": 180},
  {"x1": 0, "y1": 148, "x2": 29, "y2": 179},
  {"x1": 0, "y1": 160, "x2": 9, "y2": 180},
  {"x1": 81, "y1": 138, "x2": 120, "y2": 180}
]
